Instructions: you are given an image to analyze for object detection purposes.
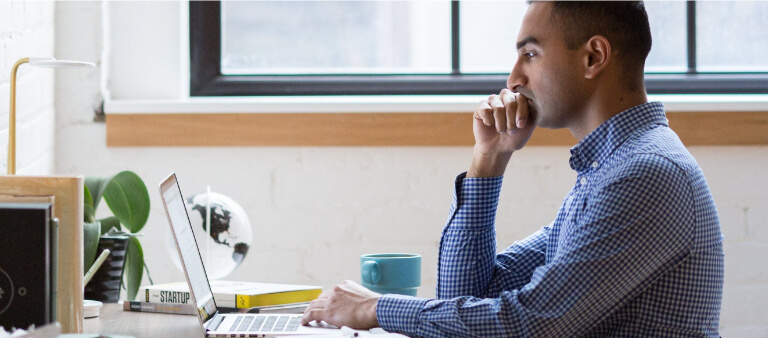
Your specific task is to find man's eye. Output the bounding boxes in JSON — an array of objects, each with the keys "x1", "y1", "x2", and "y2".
[{"x1": 524, "y1": 52, "x2": 536, "y2": 59}]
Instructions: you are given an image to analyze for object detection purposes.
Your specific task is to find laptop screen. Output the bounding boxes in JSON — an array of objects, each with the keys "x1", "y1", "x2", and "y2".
[{"x1": 160, "y1": 173, "x2": 217, "y2": 324}]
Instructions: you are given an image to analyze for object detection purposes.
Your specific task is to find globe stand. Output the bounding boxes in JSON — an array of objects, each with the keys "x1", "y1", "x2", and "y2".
[{"x1": 83, "y1": 234, "x2": 130, "y2": 303}]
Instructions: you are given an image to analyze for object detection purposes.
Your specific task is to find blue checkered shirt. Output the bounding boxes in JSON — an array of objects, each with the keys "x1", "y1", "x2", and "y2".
[{"x1": 376, "y1": 102, "x2": 724, "y2": 337}]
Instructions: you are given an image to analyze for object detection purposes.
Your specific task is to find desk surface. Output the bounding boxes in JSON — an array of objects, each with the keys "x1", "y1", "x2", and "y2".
[
  {"x1": 84, "y1": 303, "x2": 204, "y2": 337},
  {"x1": 84, "y1": 303, "x2": 402, "y2": 338}
]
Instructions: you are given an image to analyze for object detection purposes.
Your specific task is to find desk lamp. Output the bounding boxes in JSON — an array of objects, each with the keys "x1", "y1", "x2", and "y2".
[{"x1": 7, "y1": 57, "x2": 95, "y2": 175}]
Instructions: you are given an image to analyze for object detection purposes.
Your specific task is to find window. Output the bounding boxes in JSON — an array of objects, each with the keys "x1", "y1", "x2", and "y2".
[
  {"x1": 190, "y1": 1, "x2": 768, "y2": 96},
  {"x1": 221, "y1": 2, "x2": 452, "y2": 75}
]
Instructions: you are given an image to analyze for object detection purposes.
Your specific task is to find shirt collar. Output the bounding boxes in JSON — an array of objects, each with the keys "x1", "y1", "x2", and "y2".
[{"x1": 569, "y1": 101, "x2": 667, "y2": 172}]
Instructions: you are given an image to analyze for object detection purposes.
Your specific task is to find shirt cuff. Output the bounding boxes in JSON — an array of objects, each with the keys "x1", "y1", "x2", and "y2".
[
  {"x1": 376, "y1": 294, "x2": 429, "y2": 336},
  {"x1": 448, "y1": 172, "x2": 504, "y2": 229}
]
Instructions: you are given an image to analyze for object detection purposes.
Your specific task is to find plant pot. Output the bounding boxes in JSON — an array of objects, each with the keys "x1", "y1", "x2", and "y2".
[{"x1": 83, "y1": 235, "x2": 130, "y2": 303}]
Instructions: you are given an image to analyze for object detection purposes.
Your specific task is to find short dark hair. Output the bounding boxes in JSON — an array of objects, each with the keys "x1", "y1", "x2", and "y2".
[{"x1": 530, "y1": 1, "x2": 652, "y2": 79}]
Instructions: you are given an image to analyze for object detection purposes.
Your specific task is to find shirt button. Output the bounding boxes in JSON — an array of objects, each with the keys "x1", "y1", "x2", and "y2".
[
  {"x1": 580, "y1": 177, "x2": 587, "y2": 185},
  {"x1": 591, "y1": 161, "x2": 599, "y2": 168}
]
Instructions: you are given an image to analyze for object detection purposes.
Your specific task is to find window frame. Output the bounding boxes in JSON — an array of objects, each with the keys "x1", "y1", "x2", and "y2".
[{"x1": 190, "y1": 1, "x2": 768, "y2": 97}]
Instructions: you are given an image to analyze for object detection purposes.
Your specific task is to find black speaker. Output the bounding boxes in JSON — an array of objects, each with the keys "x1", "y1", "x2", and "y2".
[{"x1": 0, "y1": 203, "x2": 56, "y2": 330}]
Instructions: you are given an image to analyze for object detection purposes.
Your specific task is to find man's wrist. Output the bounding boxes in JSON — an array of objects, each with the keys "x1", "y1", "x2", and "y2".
[
  {"x1": 366, "y1": 295, "x2": 380, "y2": 328},
  {"x1": 467, "y1": 148, "x2": 513, "y2": 178}
]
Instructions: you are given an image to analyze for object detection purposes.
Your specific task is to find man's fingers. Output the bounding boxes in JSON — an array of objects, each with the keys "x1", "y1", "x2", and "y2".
[
  {"x1": 490, "y1": 94, "x2": 507, "y2": 133},
  {"x1": 516, "y1": 94, "x2": 530, "y2": 129},
  {"x1": 303, "y1": 298, "x2": 327, "y2": 317},
  {"x1": 474, "y1": 101, "x2": 490, "y2": 119},
  {"x1": 500, "y1": 89, "x2": 518, "y2": 133},
  {"x1": 500, "y1": 88, "x2": 516, "y2": 106},
  {"x1": 312, "y1": 287, "x2": 334, "y2": 302},
  {"x1": 302, "y1": 308, "x2": 327, "y2": 326},
  {"x1": 317, "y1": 289, "x2": 332, "y2": 299},
  {"x1": 309, "y1": 298, "x2": 329, "y2": 309},
  {"x1": 475, "y1": 101, "x2": 494, "y2": 127}
]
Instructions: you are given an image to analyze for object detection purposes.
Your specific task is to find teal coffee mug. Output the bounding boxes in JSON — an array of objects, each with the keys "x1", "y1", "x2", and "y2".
[{"x1": 360, "y1": 253, "x2": 421, "y2": 296}]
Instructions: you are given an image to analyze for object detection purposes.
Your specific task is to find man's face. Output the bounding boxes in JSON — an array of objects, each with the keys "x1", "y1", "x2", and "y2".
[{"x1": 507, "y1": 2, "x2": 588, "y2": 129}]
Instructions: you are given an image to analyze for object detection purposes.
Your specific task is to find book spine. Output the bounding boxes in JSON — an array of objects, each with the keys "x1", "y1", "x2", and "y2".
[
  {"x1": 123, "y1": 300, "x2": 196, "y2": 315},
  {"x1": 213, "y1": 293, "x2": 236, "y2": 308},
  {"x1": 50, "y1": 217, "x2": 58, "y2": 322},
  {"x1": 237, "y1": 289, "x2": 322, "y2": 308},
  {"x1": 141, "y1": 288, "x2": 238, "y2": 308},
  {"x1": 141, "y1": 288, "x2": 194, "y2": 305},
  {"x1": 140, "y1": 287, "x2": 322, "y2": 308}
]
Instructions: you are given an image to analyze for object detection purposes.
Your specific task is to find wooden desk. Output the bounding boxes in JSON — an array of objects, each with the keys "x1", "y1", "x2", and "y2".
[
  {"x1": 84, "y1": 303, "x2": 204, "y2": 337},
  {"x1": 84, "y1": 303, "x2": 403, "y2": 338}
]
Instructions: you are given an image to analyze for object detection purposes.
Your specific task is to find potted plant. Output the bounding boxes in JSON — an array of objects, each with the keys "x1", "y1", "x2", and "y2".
[{"x1": 82, "y1": 170, "x2": 150, "y2": 302}]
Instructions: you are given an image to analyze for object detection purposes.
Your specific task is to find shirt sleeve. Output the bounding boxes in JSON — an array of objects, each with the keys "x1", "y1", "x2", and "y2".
[
  {"x1": 376, "y1": 154, "x2": 696, "y2": 337},
  {"x1": 436, "y1": 172, "x2": 549, "y2": 300}
]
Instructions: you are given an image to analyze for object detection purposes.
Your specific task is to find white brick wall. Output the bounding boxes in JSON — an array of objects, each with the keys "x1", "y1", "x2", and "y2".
[
  {"x1": 1, "y1": 0, "x2": 56, "y2": 175},
  {"x1": 50, "y1": 1, "x2": 768, "y2": 337}
]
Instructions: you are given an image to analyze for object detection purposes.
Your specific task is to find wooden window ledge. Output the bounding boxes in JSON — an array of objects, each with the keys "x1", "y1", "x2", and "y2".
[{"x1": 104, "y1": 95, "x2": 768, "y2": 147}]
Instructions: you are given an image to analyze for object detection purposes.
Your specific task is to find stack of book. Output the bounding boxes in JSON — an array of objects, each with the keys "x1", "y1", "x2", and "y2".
[{"x1": 122, "y1": 280, "x2": 322, "y2": 315}]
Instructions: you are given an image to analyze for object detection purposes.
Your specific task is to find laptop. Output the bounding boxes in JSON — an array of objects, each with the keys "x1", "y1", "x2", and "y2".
[{"x1": 159, "y1": 172, "x2": 336, "y2": 337}]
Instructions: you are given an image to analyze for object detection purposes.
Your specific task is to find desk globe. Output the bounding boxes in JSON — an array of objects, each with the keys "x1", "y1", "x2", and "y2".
[{"x1": 166, "y1": 191, "x2": 252, "y2": 279}]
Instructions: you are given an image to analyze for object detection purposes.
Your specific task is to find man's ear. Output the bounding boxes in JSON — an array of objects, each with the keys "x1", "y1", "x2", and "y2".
[{"x1": 583, "y1": 35, "x2": 611, "y2": 79}]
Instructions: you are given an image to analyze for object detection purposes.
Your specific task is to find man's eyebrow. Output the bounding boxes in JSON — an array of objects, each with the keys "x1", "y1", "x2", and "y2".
[{"x1": 517, "y1": 36, "x2": 539, "y2": 50}]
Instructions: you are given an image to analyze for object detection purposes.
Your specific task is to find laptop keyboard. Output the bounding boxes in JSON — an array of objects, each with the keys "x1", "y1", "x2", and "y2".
[{"x1": 228, "y1": 315, "x2": 301, "y2": 332}]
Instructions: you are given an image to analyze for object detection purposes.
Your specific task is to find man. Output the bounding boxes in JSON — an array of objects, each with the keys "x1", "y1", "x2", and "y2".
[{"x1": 302, "y1": 1, "x2": 724, "y2": 337}]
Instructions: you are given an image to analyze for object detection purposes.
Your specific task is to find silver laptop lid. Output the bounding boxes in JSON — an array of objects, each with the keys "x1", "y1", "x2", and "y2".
[{"x1": 159, "y1": 172, "x2": 218, "y2": 330}]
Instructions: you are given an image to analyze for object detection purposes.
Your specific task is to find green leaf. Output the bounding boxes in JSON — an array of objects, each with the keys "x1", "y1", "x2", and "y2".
[
  {"x1": 125, "y1": 236, "x2": 144, "y2": 301},
  {"x1": 102, "y1": 171, "x2": 150, "y2": 233},
  {"x1": 85, "y1": 176, "x2": 111, "y2": 213},
  {"x1": 84, "y1": 185, "x2": 95, "y2": 223},
  {"x1": 98, "y1": 216, "x2": 121, "y2": 235},
  {"x1": 83, "y1": 221, "x2": 101, "y2": 272}
]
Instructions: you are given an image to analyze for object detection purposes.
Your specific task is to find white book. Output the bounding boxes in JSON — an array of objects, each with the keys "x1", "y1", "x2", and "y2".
[{"x1": 138, "y1": 280, "x2": 322, "y2": 308}]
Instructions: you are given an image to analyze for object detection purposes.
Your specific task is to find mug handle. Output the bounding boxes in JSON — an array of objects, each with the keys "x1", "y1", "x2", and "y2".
[{"x1": 361, "y1": 261, "x2": 381, "y2": 284}]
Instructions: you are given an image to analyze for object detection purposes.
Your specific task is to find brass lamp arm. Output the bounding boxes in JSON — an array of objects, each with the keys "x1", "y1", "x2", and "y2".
[
  {"x1": 6, "y1": 57, "x2": 93, "y2": 175},
  {"x1": 7, "y1": 57, "x2": 30, "y2": 175}
]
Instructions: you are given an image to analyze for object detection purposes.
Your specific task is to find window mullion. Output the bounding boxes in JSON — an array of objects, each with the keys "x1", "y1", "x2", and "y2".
[
  {"x1": 452, "y1": 1, "x2": 460, "y2": 75},
  {"x1": 686, "y1": 0, "x2": 697, "y2": 74}
]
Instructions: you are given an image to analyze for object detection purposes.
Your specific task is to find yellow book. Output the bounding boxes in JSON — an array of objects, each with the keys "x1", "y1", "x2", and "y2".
[
  {"x1": 236, "y1": 288, "x2": 320, "y2": 308},
  {"x1": 139, "y1": 280, "x2": 322, "y2": 308}
]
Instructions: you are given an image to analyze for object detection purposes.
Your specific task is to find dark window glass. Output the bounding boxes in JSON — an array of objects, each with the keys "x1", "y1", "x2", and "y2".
[{"x1": 191, "y1": 1, "x2": 768, "y2": 96}]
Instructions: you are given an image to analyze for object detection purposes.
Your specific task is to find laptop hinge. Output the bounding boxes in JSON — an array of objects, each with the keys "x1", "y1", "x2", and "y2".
[{"x1": 205, "y1": 313, "x2": 225, "y2": 331}]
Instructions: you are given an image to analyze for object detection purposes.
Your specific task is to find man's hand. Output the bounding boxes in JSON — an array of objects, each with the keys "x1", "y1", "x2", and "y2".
[
  {"x1": 468, "y1": 89, "x2": 536, "y2": 177},
  {"x1": 301, "y1": 280, "x2": 381, "y2": 330}
]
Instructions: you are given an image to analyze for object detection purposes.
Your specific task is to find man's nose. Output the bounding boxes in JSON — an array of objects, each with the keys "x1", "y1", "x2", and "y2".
[{"x1": 507, "y1": 60, "x2": 527, "y2": 92}]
